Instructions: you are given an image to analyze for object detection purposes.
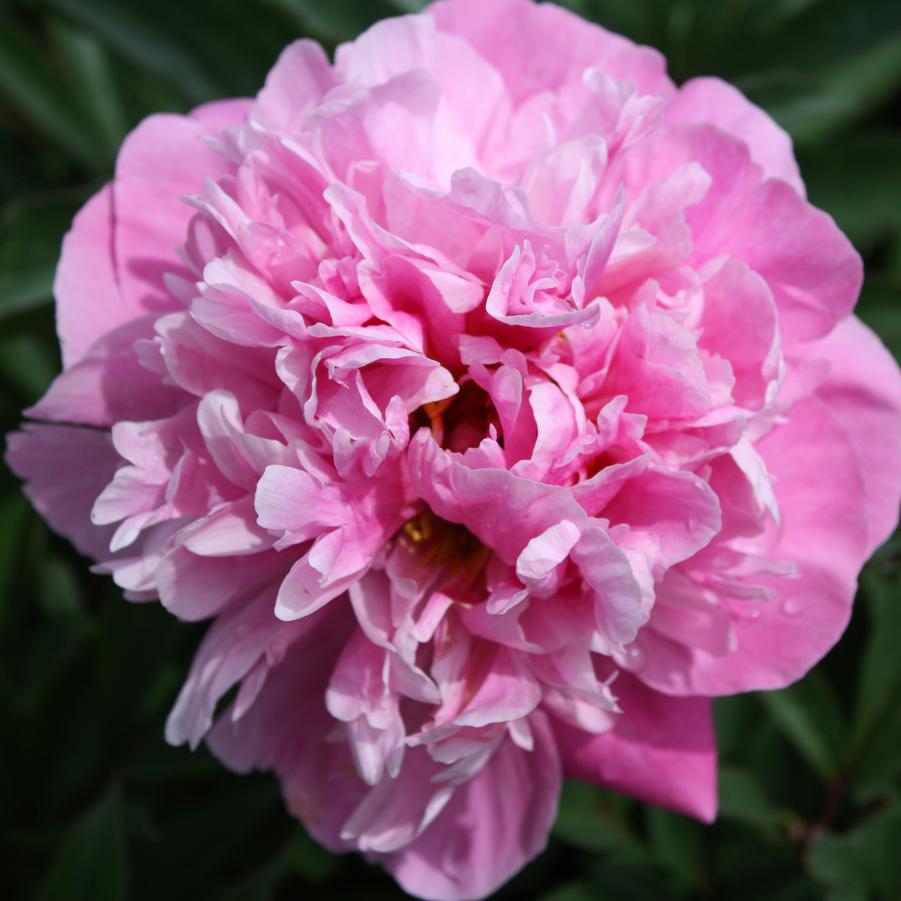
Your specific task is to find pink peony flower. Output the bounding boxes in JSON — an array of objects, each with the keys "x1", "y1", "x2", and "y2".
[{"x1": 8, "y1": 0, "x2": 901, "y2": 897}]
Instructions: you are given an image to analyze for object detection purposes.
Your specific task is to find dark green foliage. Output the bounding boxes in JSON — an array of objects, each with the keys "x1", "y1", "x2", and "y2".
[{"x1": 1, "y1": 1, "x2": 899, "y2": 898}]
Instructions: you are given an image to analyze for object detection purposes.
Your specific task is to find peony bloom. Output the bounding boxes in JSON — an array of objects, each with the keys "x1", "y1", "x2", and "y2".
[{"x1": 7, "y1": 0, "x2": 901, "y2": 897}]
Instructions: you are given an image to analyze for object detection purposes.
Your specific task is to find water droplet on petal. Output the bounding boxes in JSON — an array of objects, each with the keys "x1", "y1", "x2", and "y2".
[
  {"x1": 781, "y1": 598, "x2": 805, "y2": 617},
  {"x1": 734, "y1": 605, "x2": 761, "y2": 622}
]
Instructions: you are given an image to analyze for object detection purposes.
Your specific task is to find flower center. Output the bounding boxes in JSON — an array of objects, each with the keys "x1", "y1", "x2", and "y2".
[
  {"x1": 401, "y1": 509, "x2": 491, "y2": 599},
  {"x1": 410, "y1": 381, "x2": 498, "y2": 451}
]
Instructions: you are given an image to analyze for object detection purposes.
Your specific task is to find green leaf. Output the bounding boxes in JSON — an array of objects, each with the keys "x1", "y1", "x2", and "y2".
[
  {"x1": 49, "y1": 19, "x2": 128, "y2": 165},
  {"x1": 645, "y1": 806, "x2": 704, "y2": 892},
  {"x1": 800, "y1": 131, "x2": 901, "y2": 253},
  {"x1": 267, "y1": 0, "x2": 405, "y2": 43},
  {"x1": 387, "y1": 0, "x2": 430, "y2": 11},
  {"x1": 553, "y1": 780, "x2": 635, "y2": 852},
  {"x1": 766, "y1": 31, "x2": 901, "y2": 145},
  {"x1": 0, "y1": 333, "x2": 59, "y2": 401},
  {"x1": 759, "y1": 672, "x2": 845, "y2": 780},
  {"x1": 712, "y1": 830, "x2": 822, "y2": 901},
  {"x1": 281, "y1": 830, "x2": 340, "y2": 883},
  {"x1": 36, "y1": 788, "x2": 129, "y2": 901},
  {"x1": 0, "y1": 11, "x2": 99, "y2": 166},
  {"x1": 718, "y1": 766, "x2": 782, "y2": 835},
  {"x1": 850, "y1": 569, "x2": 901, "y2": 758},
  {"x1": 0, "y1": 189, "x2": 86, "y2": 319},
  {"x1": 217, "y1": 856, "x2": 284, "y2": 901},
  {"x1": 0, "y1": 490, "x2": 29, "y2": 624},
  {"x1": 809, "y1": 802, "x2": 901, "y2": 901},
  {"x1": 850, "y1": 703, "x2": 901, "y2": 802},
  {"x1": 540, "y1": 882, "x2": 601, "y2": 901},
  {"x1": 754, "y1": 0, "x2": 832, "y2": 32},
  {"x1": 37, "y1": 554, "x2": 83, "y2": 621},
  {"x1": 132, "y1": 781, "x2": 279, "y2": 893},
  {"x1": 715, "y1": 694, "x2": 761, "y2": 762},
  {"x1": 46, "y1": 0, "x2": 220, "y2": 102},
  {"x1": 584, "y1": 851, "x2": 670, "y2": 901},
  {"x1": 855, "y1": 279, "x2": 901, "y2": 363}
]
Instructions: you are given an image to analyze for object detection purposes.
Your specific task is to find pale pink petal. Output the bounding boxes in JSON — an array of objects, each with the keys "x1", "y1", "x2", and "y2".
[
  {"x1": 799, "y1": 316, "x2": 901, "y2": 555},
  {"x1": 181, "y1": 496, "x2": 274, "y2": 557},
  {"x1": 251, "y1": 40, "x2": 335, "y2": 133},
  {"x1": 53, "y1": 186, "x2": 120, "y2": 368},
  {"x1": 189, "y1": 98, "x2": 252, "y2": 131},
  {"x1": 113, "y1": 113, "x2": 236, "y2": 312},
  {"x1": 340, "y1": 746, "x2": 457, "y2": 854},
  {"x1": 431, "y1": 0, "x2": 673, "y2": 102},
  {"x1": 621, "y1": 124, "x2": 862, "y2": 343},
  {"x1": 206, "y1": 606, "x2": 359, "y2": 851},
  {"x1": 699, "y1": 257, "x2": 781, "y2": 410},
  {"x1": 336, "y1": 12, "x2": 509, "y2": 170},
  {"x1": 666, "y1": 77, "x2": 804, "y2": 195},
  {"x1": 603, "y1": 468, "x2": 722, "y2": 570},
  {"x1": 27, "y1": 317, "x2": 185, "y2": 428},
  {"x1": 638, "y1": 394, "x2": 868, "y2": 695}
]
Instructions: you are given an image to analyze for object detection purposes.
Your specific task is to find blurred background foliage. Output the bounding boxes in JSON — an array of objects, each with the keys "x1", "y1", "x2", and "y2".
[{"x1": 1, "y1": 0, "x2": 900, "y2": 898}]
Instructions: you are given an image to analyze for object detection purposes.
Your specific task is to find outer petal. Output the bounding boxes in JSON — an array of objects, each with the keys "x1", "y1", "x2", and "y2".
[
  {"x1": 698, "y1": 257, "x2": 780, "y2": 410},
  {"x1": 638, "y1": 393, "x2": 869, "y2": 695},
  {"x1": 602, "y1": 468, "x2": 722, "y2": 570},
  {"x1": 207, "y1": 605, "x2": 361, "y2": 852},
  {"x1": 695, "y1": 158, "x2": 862, "y2": 347},
  {"x1": 112, "y1": 112, "x2": 236, "y2": 314},
  {"x1": 553, "y1": 673, "x2": 717, "y2": 822},
  {"x1": 383, "y1": 711, "x2": 561, "y2": 901},
  {"x1": 666, "y1": 77, "x2": 804, "y2": 196},
  {"x1": 189, "y1": 98, "x2": 252, "y2": 131},
  {"x1": 53, "y1": 186, "x2": 120, "y2": 368},
  {"x1": 250, "y1": 41, "x2": 335, "y2": 133},
  {"x1": 800, "y1": 316, "x2": 901, "y2": 555},
  {"x1": 339, "y1": 746, "x2": 456, "y2": 854},
  {"x1": 54, "y1": 103, "x2": 248, "y2": 370},
  {"x1": 431, "y1": 0, "x2": 673, "y2": 102},
  {"x1": 165, "y1": 589, "x2": 324, "y2": 749},
  {"x1": 157, "y1": 545, "x2": 286, "y2": 621},
  {"x1": 620, "y1": 124, "x2": 862, "y2": 344},
  {"x1": 5, "y1": 424, "x2": 119, "y2": 560},
  {"x1": 27, "y1": 317, "x2": 185, "y2": 428},
  {"x1": 335, "y1": 12, "x2": 508, "y2": 163}
]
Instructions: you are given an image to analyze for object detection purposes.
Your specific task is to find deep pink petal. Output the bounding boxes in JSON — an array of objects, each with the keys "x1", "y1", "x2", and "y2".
[
  {"x1": 554, "y1": 673, "x2": 717, "y2": 822},
  {"x1": 383, "y1": 711, "x2": 561, "y2": 901},
  {"x1": 166, "y1": 588, "x2": 324, "y2": 748}
]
